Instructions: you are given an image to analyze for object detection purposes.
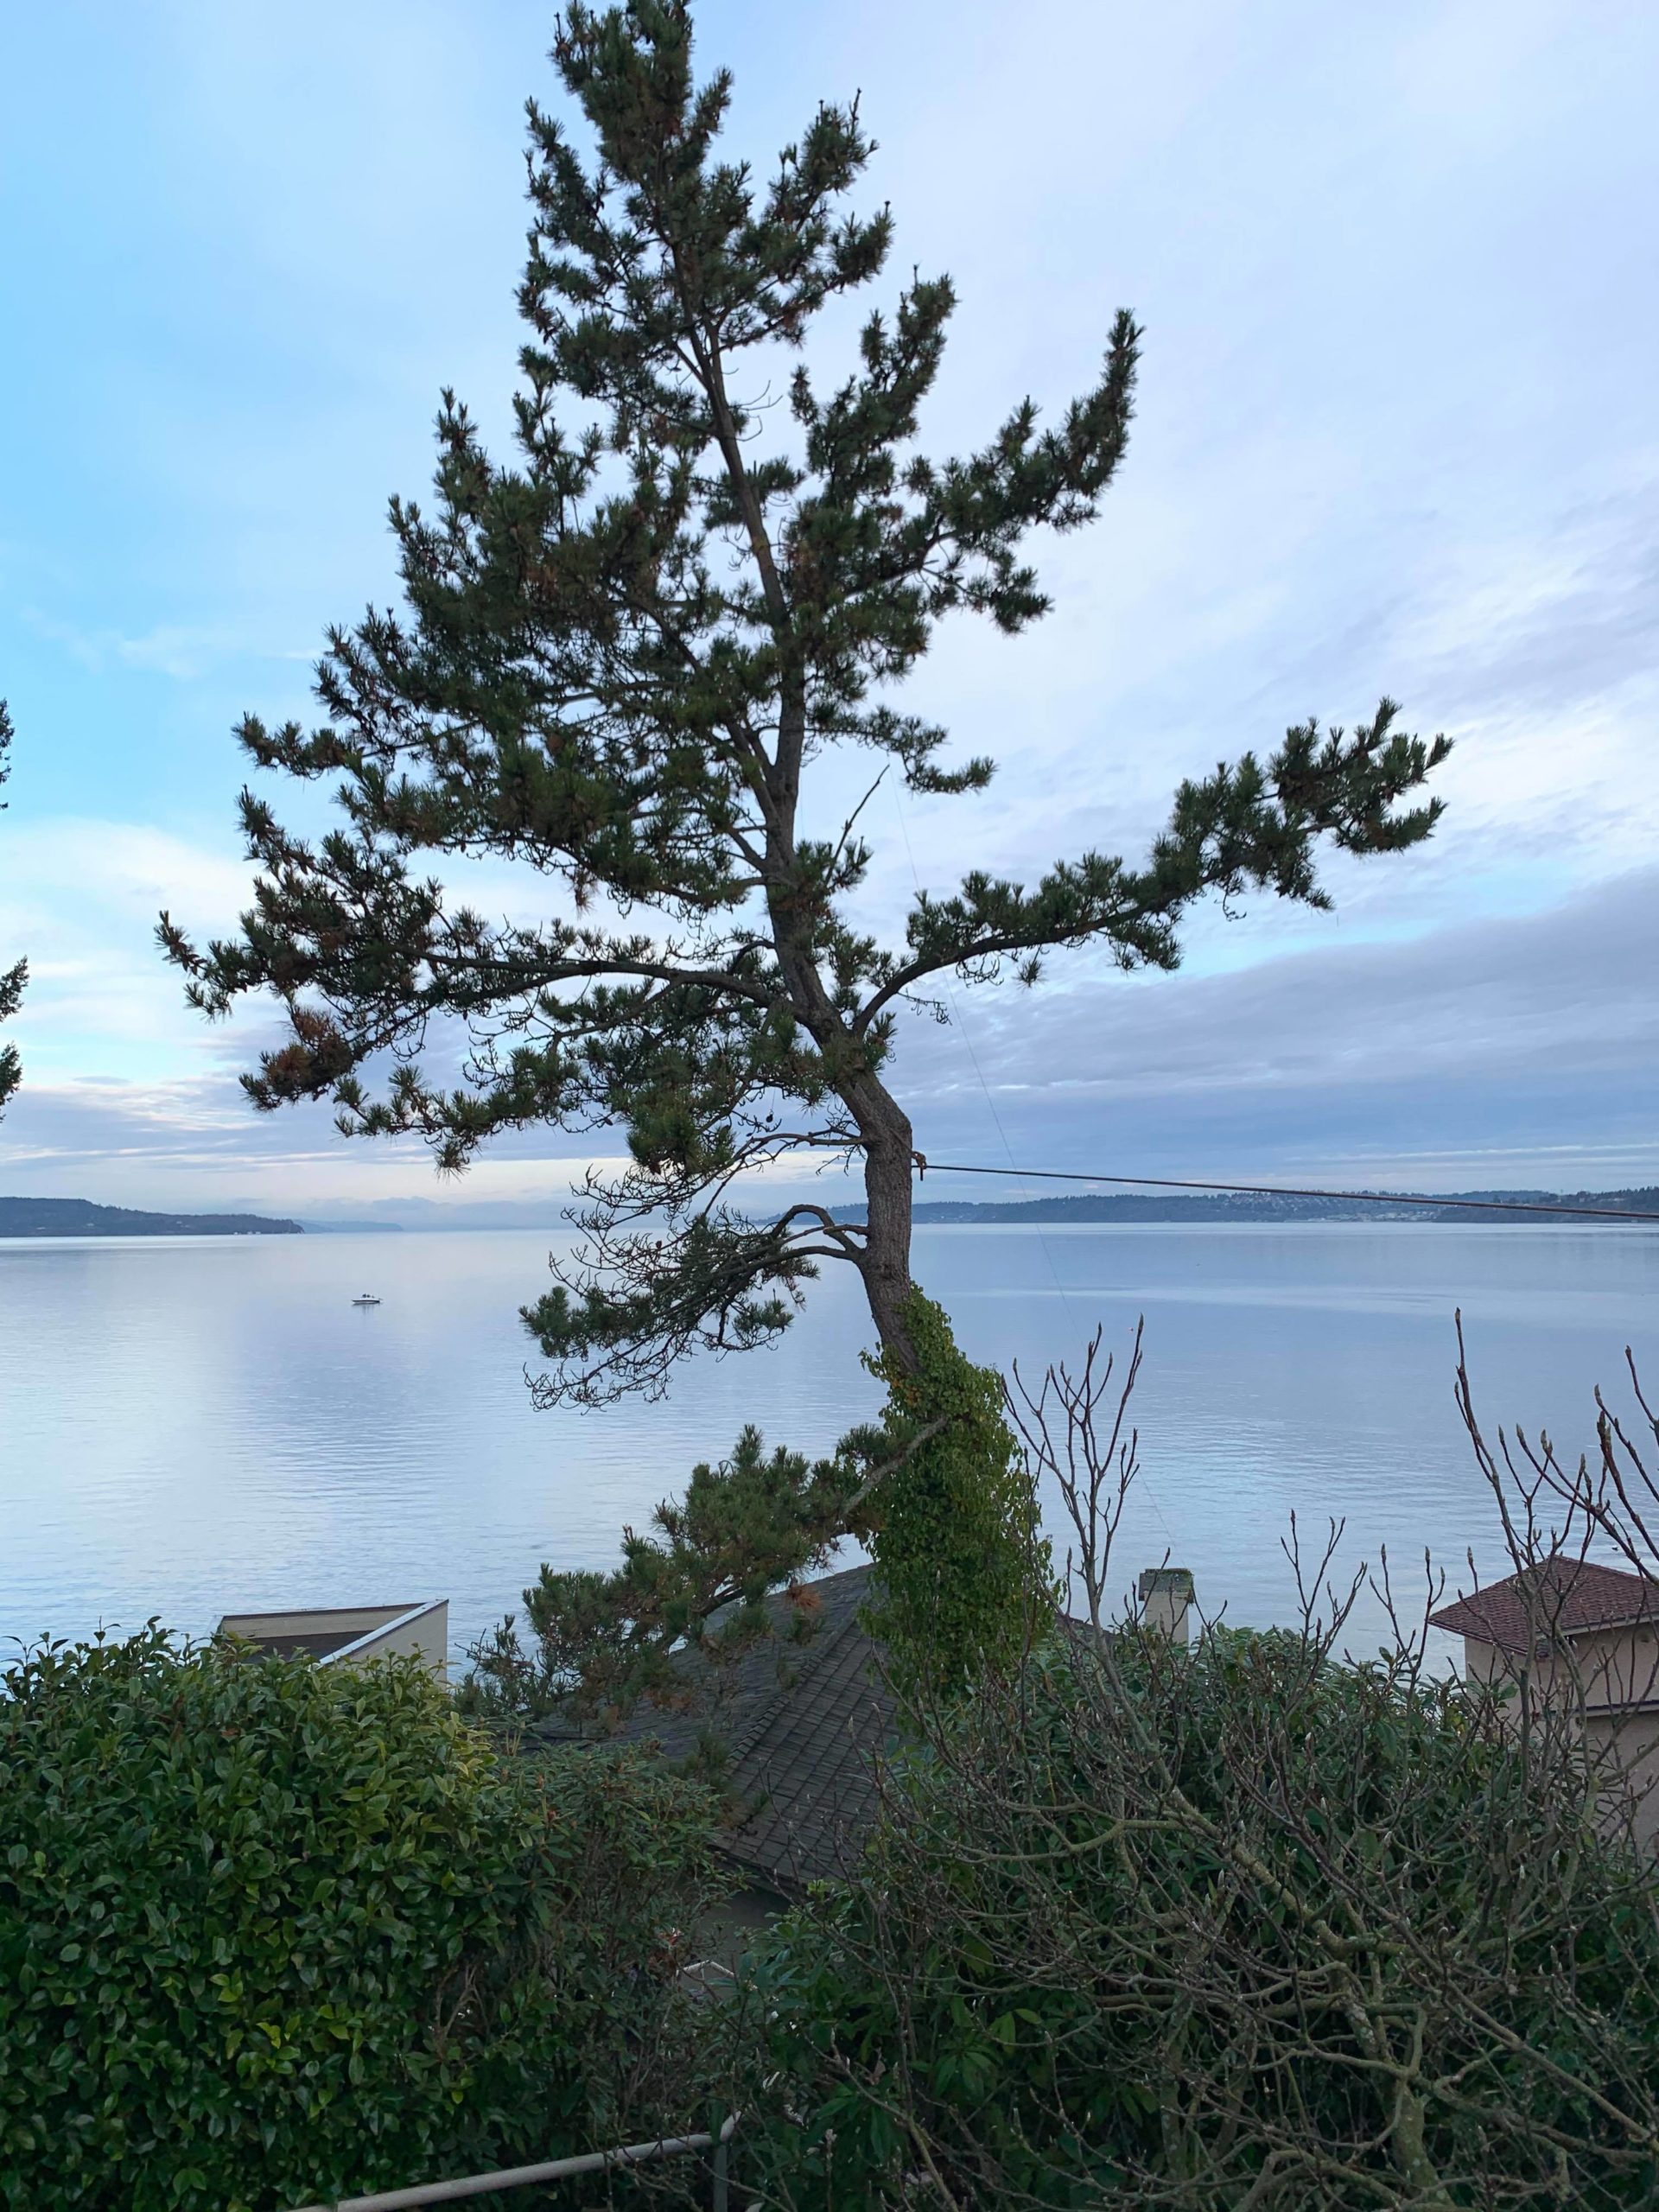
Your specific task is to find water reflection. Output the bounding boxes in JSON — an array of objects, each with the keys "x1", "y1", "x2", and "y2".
[{"x1": 2, "y1": 1224, "x2": 1653, "y2": 1666}]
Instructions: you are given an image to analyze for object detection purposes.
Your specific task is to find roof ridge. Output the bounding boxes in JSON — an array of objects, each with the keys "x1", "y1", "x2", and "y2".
[
  {"x1": 1520, "y1": 1558, "x2": 1649, "y2": 1586},
  {"x1": 1430, "y1": 1557, "x2": 1659, "y2": 1647}
]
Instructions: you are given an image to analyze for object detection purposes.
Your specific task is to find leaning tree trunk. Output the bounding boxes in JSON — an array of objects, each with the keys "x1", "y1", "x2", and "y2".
[
  {"x1": 764, "y1": 668, "x2": 921, "y2": 1375},
  {"x1": 854, "y1": 1087, "x2": 918, "y2": 1369},
  {"x1": 777, "y1": 963, "x2": 918, "y2": 1370}
]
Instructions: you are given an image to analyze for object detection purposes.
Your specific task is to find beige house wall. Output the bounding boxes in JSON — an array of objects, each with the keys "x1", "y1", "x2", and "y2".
[
  {"x1": 1462, "y1": 1626, "x2": 1659, "y2": 1852},
  {"x1": 341, "y1": 1602, "x2": 449, "y2": 1678},
  {"x1": 218, "y1": 1600, "x2": 449, "y2": 1683},
  {"x1": 1583, "y1": 1710, "x2": 1659, "y2": 1851}
]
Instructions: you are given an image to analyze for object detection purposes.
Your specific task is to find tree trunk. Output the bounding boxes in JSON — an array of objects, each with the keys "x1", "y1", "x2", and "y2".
[
  {"x1": 855, "y1": 1084, "x2": 918, "y2": 1370},
  {"x1": 763, "y1": 657, "x2": 918, "y2": 1369}
]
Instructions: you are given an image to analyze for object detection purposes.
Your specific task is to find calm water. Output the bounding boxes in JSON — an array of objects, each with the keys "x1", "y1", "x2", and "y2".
[{"x1": 2, "y1": 1224, "x2": 1655, "y2": 1668}]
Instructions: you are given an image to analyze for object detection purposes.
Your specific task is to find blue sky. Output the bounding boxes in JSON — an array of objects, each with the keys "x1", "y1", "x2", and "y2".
[{"x1": 1, "y1": 0, "x2": 1656, "y2": 1217}]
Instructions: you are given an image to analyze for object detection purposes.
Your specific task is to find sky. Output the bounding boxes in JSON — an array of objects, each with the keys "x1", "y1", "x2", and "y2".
[{"x1": 1, "y1": 0, "x2": 1656, "y2": 1220}]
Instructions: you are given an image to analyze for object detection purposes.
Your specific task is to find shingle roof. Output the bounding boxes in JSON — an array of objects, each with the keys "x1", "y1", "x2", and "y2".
[
  {"x1": 1430, "y1": 1560, "x2": 1659, "y2": 1654},
  {"x1": 523, "y1": 1562, "x2": 892, "y2": 1894},
  {"x1": 720, "y1": 1569, "x2": 894, "y2": 1891},
  {"x1": 237, "y1": 1627, "x2": 365, "y2": 1660},
  {"x1": 519, "y1": 1567, "x2": 1150, "y2": 1895}
]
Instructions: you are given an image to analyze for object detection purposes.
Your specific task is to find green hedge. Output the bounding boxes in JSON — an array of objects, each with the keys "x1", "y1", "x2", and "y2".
[
  {"x1": 0, "y1": 1625, "x2": 718, "y2": 2212},
  {"x1": 738, "y1": 1630, "x2": 1659, "y2": 2208}
]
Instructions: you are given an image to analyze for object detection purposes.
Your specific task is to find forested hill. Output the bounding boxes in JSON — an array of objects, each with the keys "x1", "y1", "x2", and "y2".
[
  {"x1": 829, "y1": 1187, "x2": 1659, "y2": 1227},
  {"x1": 0, "y1": 1198, "x2": 303, "y2": 1237}
]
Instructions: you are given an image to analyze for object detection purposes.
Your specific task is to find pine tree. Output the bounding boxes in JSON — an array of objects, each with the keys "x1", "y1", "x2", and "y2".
[
  {"x1": 0, "y1": 700, "x2": 23, "y2": 1120},
  {"x1": 162, "y1": 2, "x2": 1447, "y2": 1409}
]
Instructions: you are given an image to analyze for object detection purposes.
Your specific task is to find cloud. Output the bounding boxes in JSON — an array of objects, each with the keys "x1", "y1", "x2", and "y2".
[
  {"x1": 0, "y1": 819, "x2": 264, "y2": 1089},
  {"x1": 0, "y1": 1069, "x2": 635, "y2": 1213},
  {"x1": 3, "y1": 0, "x2": 1657, "y2": 1208},
  {"x1": 113, "y1": 628, "x2": 237, "y2": 683},
  {"x1": 4, "y1": 861, "x2": 1655, "y2": 1210},
  {"x1": 20, "y1": 609, "x2": 300, "y2": 685},
  {"x1": 869, "y1": 864, "x2": 1659, "y2": 1191}
]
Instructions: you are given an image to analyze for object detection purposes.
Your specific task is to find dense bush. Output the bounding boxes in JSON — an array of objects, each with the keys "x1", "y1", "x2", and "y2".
[
  {"x1": 734, "y1": 1628, "x2": 1659, "y2": 2209},
  {"x1": 0, "y1": 1626, "x2": 720, "y2": 2212}
]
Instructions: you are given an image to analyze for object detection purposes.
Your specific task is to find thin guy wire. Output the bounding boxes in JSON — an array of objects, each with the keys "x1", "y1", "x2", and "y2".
[{"x1": 912, "y1": 1164, "x2": 1659, "y2": 1224}]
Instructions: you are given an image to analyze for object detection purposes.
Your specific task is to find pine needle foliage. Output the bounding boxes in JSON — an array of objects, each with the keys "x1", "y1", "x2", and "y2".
[
  {"x1": 463, "y1": 1302, "x2": 1049, "y2": 1720},
  {"x1": 463, "y1": 1422, "x2": 863, "y2": 1720},
  {"x1": 159, "y1": 2, "x2": 1450, "y2": 1409}
]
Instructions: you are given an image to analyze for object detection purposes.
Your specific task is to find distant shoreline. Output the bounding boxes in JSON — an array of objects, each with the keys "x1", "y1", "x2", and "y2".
[
  {"x1": 834, "y1": 1185, "x2": 1659, "y2": 1229},
  {"x1": 3, "y1": 1184, "x2": 1653, "y2": 1241},
  {"x1": 0, "y1": 1198, "x2": 302, "y2": 1238}
]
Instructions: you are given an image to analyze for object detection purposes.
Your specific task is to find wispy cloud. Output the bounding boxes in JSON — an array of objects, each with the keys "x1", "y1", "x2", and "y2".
[
  {"x1": 4, "y1": 864, "x2": 1654, "y2": 1208},
  {"x1": 2, "y1": 0, "x2": 1656, "y2": 1203},
  {"x1": 877, "y1": 866, "x2": 1659, "y2": 1191},
  {"x1": 0, "y1": 819, "x2": 259, "y2": 1083},
  {"x1": 21, "y1": 609, "x2": 305, "y2": 684}
]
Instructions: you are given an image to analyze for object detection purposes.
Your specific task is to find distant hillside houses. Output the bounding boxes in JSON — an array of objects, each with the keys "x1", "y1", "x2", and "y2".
[{"x1": 826, "y1": 1186, "x2": 1659, "y2": 1228}]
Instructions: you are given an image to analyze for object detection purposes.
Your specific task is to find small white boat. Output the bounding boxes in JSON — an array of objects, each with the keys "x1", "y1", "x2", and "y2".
[{"x1": 351, "y1": 1293, "x2": 382, "y2": 1307}]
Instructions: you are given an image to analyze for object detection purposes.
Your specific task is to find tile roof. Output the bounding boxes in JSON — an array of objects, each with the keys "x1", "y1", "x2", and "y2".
[
  {"x1": 1430, "y1": 1560, "x2": 1659, "y2": 1654},
  {"x1": 523, "y1": 1562, "x2": 892, "y2": 1894},
  {"x1": 520, "y1": 1567, "x2": 1155, "y2": 1894}
]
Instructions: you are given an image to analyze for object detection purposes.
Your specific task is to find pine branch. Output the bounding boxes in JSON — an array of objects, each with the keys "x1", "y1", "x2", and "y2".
[
  {"x1": 856, "y1": 702, "x2": 1450, "y2": 1025},
  {"x1": 522, "y1": 1203, "x2": 822, "y2": 1408}
]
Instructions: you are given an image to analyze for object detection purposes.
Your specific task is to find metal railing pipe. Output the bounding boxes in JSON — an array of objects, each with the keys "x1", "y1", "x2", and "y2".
[{"x1": 283, "y1": 2109, "x2": 738, "y2": 2212}]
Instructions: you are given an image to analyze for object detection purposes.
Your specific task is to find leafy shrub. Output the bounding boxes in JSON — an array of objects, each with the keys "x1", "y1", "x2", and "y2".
[
  {"x1": 735, "y1": 1628, "x2": 1659, "y2": 2209},
  {"x1": 0, "y1": 1625, "x2": 719, "y2": 2212}
]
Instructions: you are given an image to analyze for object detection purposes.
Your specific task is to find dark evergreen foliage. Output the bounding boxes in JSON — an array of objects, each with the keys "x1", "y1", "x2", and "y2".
[
  {"x1": 161, "y1": 2, "x2": 1448, "y2": 1405},
  {"x1": 466, "y1": 1299, "x2": 1050, "y2": 1720},
  {"x1": 464, "y1": 1422, "x2": 864, "y2": 1719}
]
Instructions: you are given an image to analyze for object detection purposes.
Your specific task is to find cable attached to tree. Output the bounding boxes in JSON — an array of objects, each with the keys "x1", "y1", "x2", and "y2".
[{"x1": 908, "y1": 1159, "x2": 1659, "y2": 1224}]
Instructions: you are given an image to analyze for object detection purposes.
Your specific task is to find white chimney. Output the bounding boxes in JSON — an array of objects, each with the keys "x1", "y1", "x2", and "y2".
[{"x1": 1138, "y1": 1567, "x2": 1194, "y2": 1646}]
